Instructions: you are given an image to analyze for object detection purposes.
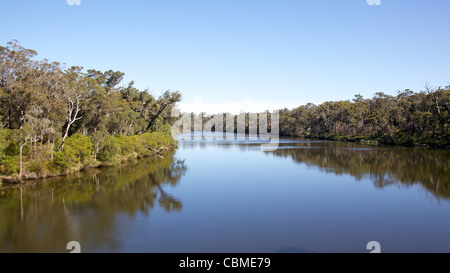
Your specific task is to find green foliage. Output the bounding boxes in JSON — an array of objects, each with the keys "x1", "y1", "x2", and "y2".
[
  {"x1": 0, "y1": 40, "x2": 180, "y2": 178},
  {"x1": 92, "y1": 129, "x2": 109, "y2": 158},
  {"x1": 64, "y1": 133, "x2": 94, "y2": 161},
  {"x1": 146, "y1": 90, "x2": 182, "y2": 131},
  {"x1": 148, "y1": 117, "x2": 172, "y2": 134},
  {"x1": 98, "y1": 136, "x2": 121, "y2": 166},
  {"x1": 47, "y1": 131, "x2": 176, "y2": 171},
  {"x1": 113, "y1": 132, "x2": 176, "y2": 159},
  {"x1": 44, "y1": 160, "x2": 59, "y2": 174},
  {"x1": 278, "y1": 88, "x2": 450, "y2": 147},
  {"x1": 0, "y1": 39, "x2": 181, "y2": 141},
  {"x1": 114, "y1": 134, "x2": 139, "y2": 157},
  {"x1": 0, "y1": 128, "x2": 11, "y2": 157},
  {"x1": 27, "y1": 160, "x2": 43, "y2": 175},
  {"x1": 52, "y1": 134, "x2": 94, "y2": 172},
  {"x1": 0, "y1": 156, "x2": 19, "y2": 175},
  {"x1": 52, "y1": 150, "x2": 78, "y2": 172},
  {"x1": 0, "y1": 129, "x2": 19, "y2": 175},
  {"x1": 138, "y1": 132, "x2": 176, "y2": 154}
]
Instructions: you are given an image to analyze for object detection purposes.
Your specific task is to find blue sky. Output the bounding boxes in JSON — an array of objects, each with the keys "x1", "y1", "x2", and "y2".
[{"x1": 1, "y1": 0, "x2": 449, "y2": 113}]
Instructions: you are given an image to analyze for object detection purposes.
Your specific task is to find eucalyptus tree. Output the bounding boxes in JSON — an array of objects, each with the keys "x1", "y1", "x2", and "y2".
[
  {"x1": 146, "y1": 90, "x2": 182, "y2": 131},
  {"x1": 58, "y1": 66, "x2": 89, "y2": 150},
  {"x1": 0, "y1": 40, "x2": 38, "y2": 130}
]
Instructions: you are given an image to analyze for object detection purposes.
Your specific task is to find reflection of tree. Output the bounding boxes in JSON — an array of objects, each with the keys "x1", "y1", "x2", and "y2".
[
  {"x1": 269, "y1": 143, "x2": 450, "y2": 199},
  {"x1": 0, "y1": 151, "x2": 187, "y2": 252},
  {"x1": 157, "y1": 185, "x2": 182, "y2": 212}
]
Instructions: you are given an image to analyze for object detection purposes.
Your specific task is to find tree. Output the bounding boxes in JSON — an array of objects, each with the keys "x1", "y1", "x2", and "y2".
[
  {"x1": 104, "y1": 70, "x2": 124, "y2": 95},
  {"x1": 11, "y1": 125, "x2": 32, "y2": 179},
  {"x1": 58, "y1": 66, "x2": 88, "y2": 150},
  {"x1": 92, "y1": 129, "x2": 109, "y2": 160},
  {"x1": 0, "y1": 40, "x2": 183, "y2": 177},
  {"x1": 146, "y1": 90, "x2": 182, "y2": 131},
  {"x1": 0, "y1": 40, "x2": 38, "y2": 130}
]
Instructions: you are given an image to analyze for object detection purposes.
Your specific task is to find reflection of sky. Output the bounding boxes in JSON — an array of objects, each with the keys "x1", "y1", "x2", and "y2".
[
  {"x1": 178, "y1": 132, "x2": 381, "y2": 153},
  {"x1": 178, "y1": 132, "x2": 330, "y2": 152}
]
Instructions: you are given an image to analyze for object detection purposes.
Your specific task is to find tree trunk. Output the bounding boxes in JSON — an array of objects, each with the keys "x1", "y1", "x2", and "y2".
[
  {"x1": 60, "y1": 123, "x2": 71, "y2": 150},
  {"x1": 19, "y1": 139, "x2": 28, "y2": 179},
  {"x1": 60, "y1": 97, "x2": 82, "y2": 150},
  {"x1": 51, "y1": 138, "x2": 54, "y2": 161},
  {"x1": 146, "y1": 105, "x2": 167, "y2": 131}
]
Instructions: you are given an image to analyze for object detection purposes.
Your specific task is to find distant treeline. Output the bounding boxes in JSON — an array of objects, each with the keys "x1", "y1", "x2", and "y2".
[
  {"x1": 181, "y1": 86, "x2": 449, "y2": 148},
  {"x1": 0, "y1": 40, "x2": 181, "y2": 180},
  {"x1": 278, "y1": 88, "x2": 449, "y2": 147},
  {"x1": 184, "y1": 86, "x2": 450, "y2": 148}
]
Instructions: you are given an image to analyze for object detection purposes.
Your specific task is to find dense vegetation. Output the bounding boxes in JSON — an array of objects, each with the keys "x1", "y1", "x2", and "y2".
[
  {"x1": 181, "y1": 87, "x2": 449, "y2": 149},
  {"x1": 1, "y1": 39, "x2": 448, "y2": 181},
  {"x1": 278, "y1": 87, "x2": 450, "y2": 147},
  {"x1": 0, "y1": 40, "x2": 181, "y2": 180}
]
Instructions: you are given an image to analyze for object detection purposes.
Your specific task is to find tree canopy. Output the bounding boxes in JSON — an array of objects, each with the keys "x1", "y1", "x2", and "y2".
[
  {"x1": 0, "y1": 40, "x2": 181, "y2": 179},
  {"x1": 278, "y1": 88, "x2": 450, "y2": 147}
]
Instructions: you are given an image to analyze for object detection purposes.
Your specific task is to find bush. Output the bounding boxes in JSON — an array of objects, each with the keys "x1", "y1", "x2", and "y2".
[
  {"x1": 98, "y1": 136, "x2": 121, "y2": 166},
  {"x1": 66, "y1": 133, "x2": 94, "y2": 161},
  {"x1": 52, "y1": 134, "x2": 94, "y2": 171},
  {"x1": 0, "y1": 155, "x2": 19, "y2": 175},
  {"x1": 27, "y1": 160, "x2": 43, "y2": 174},
  {"x1": 136, "y1": 132, "x2": 174, "y2": 157},
  {"x1": 53, "y1": 149, "x2": 77, "y2": 171},
  {"x1": 0, "y1": 128, "x2": 11, "y2": 157},
  {"x1": 49, "y1": 131, "x2": 175, "y2": 170},
  {"x1": 148, "y1": 118, "x2": 172, "y2": 134},
  {"x1": 0, "y1": 129, "x2": 16, "y2": 175},
  {"x1": 3, "y1": 142, "x2": 19, "y2": 156},
  {"x1": 110, "y1": 132, "x2": 176, "y2": 159},
  {"x1": 115, "y1": 134, "x2": 140, "y2": 156}
]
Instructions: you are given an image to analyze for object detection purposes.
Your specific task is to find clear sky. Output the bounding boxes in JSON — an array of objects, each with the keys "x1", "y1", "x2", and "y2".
[{"x1": 1, "y1": 0, "x2": 449, "y2": 113}]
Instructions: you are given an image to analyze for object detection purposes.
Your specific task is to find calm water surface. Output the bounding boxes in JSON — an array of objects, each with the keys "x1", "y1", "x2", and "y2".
[{"x1": 1, "y1": 134, "x2": 449, "y2": 253}]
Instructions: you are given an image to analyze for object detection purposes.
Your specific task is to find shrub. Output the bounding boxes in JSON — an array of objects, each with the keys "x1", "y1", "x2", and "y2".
[
  {"x1": 0, "y1": 128, "x2": 11, "y2": 157},
  {"x1": 65, "y1": 133, "x2": 94, "y2": 161},
  {"x1": 27, "y1": 160, "x2": 43, "y2": 174},
  {"x1": 0, "y1": 155, "x2": 19, "y2": 175},
  {"x1": 3, "y1": 142, "x2": 19, "y2": 156},
  {"x1": 53, "y1": 149, "x2": 77, "y2": 171},
  {"x1": 149, "y1": 118, "x2": 172, "y2": 134},
  {"x1": 52, "y1": 134, "x2": 94, "y2": 171},
  {"x1": 115, "y1": 134, "x2": 139, "y2": 156},
  {"x1": 98, "y1": 136, "x2": 121, "y2": 166},
  {"x1": 44, "y1": 159, "x2": 62, "y2": 174}
]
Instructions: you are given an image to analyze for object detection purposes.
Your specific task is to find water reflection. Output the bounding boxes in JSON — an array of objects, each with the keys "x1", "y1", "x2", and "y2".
[
  {"x1": 179, "y1": 135, "x2": 450, "y2": 200},
  {"x1": 1, "y1": 135, "x2": 449, "y2": 253},
  {"x1": 268, "y1": 142, "x2": 449, "y2": 200},
  {"x1": 0, "y1": 152, "x2": 187, "y2": 253}
]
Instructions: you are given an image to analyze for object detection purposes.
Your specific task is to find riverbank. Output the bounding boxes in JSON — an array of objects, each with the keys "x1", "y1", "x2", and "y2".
[
  {"x1": 280, "y1": 133, "x2": 449, "y2": 149},
  {"x1": 0, "y1": 131, "x2": 178, "y2": 184}
]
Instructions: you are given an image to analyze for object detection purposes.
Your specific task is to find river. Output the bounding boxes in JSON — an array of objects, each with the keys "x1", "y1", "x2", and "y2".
[{"x1": 0, "y1": 133, "x2": 449, "y2": 253}]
